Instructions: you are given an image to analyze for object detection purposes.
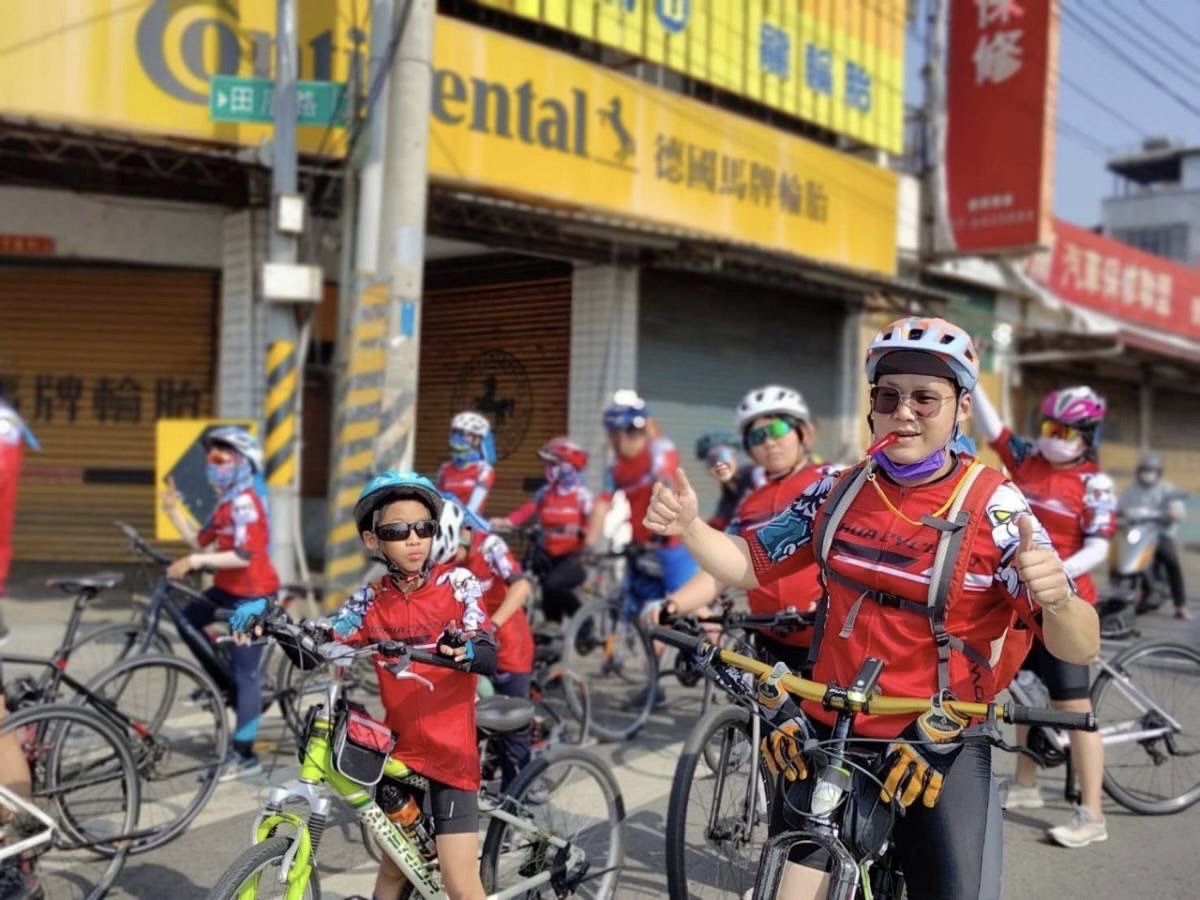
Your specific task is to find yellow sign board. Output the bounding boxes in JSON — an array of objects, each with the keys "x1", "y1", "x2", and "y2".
[
  {"x1": 0, "y1": 2, "x2": 364, "y2": 154},
  {"x1": 155, "y1": 419, "x2": 257, "y2": 541},
  {"x1": 474, "y1": 0, "x2": 905, "y2": 154},
  {"x1": 429, "y1": 17, "x2": 897, "y2": 276}
]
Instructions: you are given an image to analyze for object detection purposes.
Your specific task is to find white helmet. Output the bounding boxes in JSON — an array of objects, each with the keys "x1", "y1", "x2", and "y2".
[
  {"x1": 432, "y1": 497, "x2": 465, "y2": 565},
  {"x1": 450, "y1": 411, "x2": 490, "y2": 437},
  {"x1": 735, "y1": 385, "x2": 811, "y2": 433},
  {"x1": 203, "y1": 426, "x2": 264, "y2": 473}
]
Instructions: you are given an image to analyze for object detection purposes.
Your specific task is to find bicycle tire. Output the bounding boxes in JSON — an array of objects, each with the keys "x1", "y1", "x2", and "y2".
[
  {"x1": 561, "y1": 596, "x2": 656, "y2": 741},
  {"x1": 666, "y1": 703, "x2": 768, "y2": 900},
  {"x1": 278, "y1": 652, "x2": 383, "y2": 740},
  {"x1": 480, "y1": 746, "x2": 625, "y2": 899},
  {"x1": 82, "y1": 654, "x2": 228, "y2": 852},
  {"x1": 63, "y1": 621, "x2": 173, "y2": 683},
  {"x1": 1091, "y1": 639, "x2": 1200, "y2": 815},
  {"x1": 206, "y1": 834, "x2": 322, "y2": 899},
  {"x1": 3, "y1": 702, "x2": 141, "y2": 899}
]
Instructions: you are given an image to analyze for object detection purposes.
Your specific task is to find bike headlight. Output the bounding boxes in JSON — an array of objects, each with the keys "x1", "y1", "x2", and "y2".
[
  {"x1": 810, "y1": 777, "x2": 844, "y2": 818},
  {"x1": 1127, "y1": 528, "x2": 1142, "y2": 544}
]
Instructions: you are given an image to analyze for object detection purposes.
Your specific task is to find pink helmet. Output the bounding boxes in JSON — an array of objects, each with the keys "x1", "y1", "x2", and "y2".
[{"x1": 1040, "y1": 386, "x2": 1106, "y2": 429}]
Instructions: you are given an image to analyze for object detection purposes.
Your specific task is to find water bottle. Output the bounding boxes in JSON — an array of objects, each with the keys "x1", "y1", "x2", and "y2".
[
  {"x1": 377, "y1": 781, "x2": 437, "y2": 861},
  {"x1": 1014, "y1": 669, "x2": 1050, "y2": 709}
]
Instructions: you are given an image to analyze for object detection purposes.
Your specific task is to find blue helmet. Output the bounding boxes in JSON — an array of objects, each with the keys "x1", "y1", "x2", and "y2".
[
  {"x1": 695, "y1": 431, "x2": 739, "y2": 461},
  {"x1": 354, "y1": 471, "x2": 443, "y2": 534},
  {"x1": 603, "y1": 389, "x2": 649, "y2": 432}
]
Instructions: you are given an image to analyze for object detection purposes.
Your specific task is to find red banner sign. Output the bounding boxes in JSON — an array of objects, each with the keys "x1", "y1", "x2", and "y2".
[
  {"x1": 942, "y1": 0, "x2": 1058, "y2": 254},
  {"x1": 0, "y1": 235, "x2": 55, "y2": 256},
  {"x1": 1027, "y1": 218, "x2": 1200, "y2": 340}
]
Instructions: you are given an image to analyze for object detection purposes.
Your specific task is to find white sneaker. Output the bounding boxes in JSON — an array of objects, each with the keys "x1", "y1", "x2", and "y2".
[
  {"x1": 1001, "y1": 782, "x2": 1045, "y2": 810},
  {"x1": 1047, "y1": 806, "x2": 1108, "y2": 848}
]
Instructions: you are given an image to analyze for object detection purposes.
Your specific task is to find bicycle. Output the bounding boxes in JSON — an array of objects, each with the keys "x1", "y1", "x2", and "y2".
[
  {"x1": 661, "y1": 607, "x2": 815, "y2": 900},
  {"x1": 650, "y1": 625, "x2": 1095, "y2": 900},
  {"x1": 1008, "y1": 637, "x2": 1200, "y2": 815},
  {"x1": 560, "y1": 544, "x2": 664, "y2": 741},
  {"x1": 0, "y1": 700, "x2": 143, "y2": 899},
  {"x1": 208, "y1": 618, "x2": 626, "y2": 899}
]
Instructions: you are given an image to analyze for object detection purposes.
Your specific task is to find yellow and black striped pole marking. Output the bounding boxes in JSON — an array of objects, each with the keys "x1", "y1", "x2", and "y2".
[
  {"x1": 264, "y1": 340, "x2": 298, "y2": 486},
  {"x1": 324, "y1": 281, "x2": 389, "y2": 609}
]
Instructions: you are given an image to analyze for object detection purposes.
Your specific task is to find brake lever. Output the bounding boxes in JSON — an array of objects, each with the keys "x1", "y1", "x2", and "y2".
[{"x1": 383, "y1": 662, "x2": 435, "y2": 692}]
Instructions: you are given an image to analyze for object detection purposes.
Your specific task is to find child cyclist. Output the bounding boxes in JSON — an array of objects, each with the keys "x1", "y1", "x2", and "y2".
[
  {"x1": 435, "y1": 494, "x2": 535, "y2": 792},
  {"x1": 437, "y1": 411, "x2": 496, "y2": 515},
  {"x1": 160, "y1": 425, "x2": 278, "y2": 781},
  {"x1": 243, "y1": 472, "x2": 497, "y2": 900},
  {"x1": 492, "y1": 436, "x2": 593, "y2": 624}
]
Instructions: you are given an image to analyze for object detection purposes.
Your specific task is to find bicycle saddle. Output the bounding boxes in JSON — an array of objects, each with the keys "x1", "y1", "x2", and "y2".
[
  {"x1": 46, "y1": 572, "x2": 123, "y2": 596},
  {"x1": 476, "y1": 695, "x2": 536, "y2": 735}
]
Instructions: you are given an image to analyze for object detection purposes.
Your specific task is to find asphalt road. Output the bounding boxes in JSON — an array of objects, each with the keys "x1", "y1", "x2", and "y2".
[{"x1": 5, "y1": 561, "x2": 1200, "y2": 899}]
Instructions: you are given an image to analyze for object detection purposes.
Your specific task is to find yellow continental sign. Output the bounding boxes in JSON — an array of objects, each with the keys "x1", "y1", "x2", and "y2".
[
  {"x1": 474, "y1": 0, "x2": 905, "y2": 154},
  {"x1": 430, "y1": 17, "x2": 897, "y2": 276},
  {"x1": 155, "y1": 419, "x2": 257, "y2": 541},
  {"x1": 0, "y1": 2, "x2": 363, "y2": 153}
]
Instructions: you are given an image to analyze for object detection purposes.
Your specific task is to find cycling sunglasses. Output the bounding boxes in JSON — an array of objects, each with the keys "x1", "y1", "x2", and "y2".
[
  {"x1": 374, "y1": 519, "x2": 437, "y2": 542},
  {"x1": 870, "y1": 386, "x2": 955, "y2": 418},
  {"x1": 745, "y1": 418, "x2": 792, "y2": 448},
  {"x1": 1040, "y1": 419, "x2": 1081, "y2": 441},
  {"x1": 705, "y1": 446, "x2": 738, "y2": 467}
]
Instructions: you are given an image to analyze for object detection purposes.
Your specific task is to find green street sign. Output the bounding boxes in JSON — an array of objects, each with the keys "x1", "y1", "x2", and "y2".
[{"x1": 209, "y1": 75, "x2": 349, "y2": 126}]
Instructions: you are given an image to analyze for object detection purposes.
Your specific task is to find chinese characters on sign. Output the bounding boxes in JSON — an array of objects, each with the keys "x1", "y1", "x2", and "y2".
[
  {"x1": 2, "y1": 374, "x2": 206, "y2": 423},
  {"x1": 0, "y1": 235, "x2": 55, "y2": 255},
  {"x1": 1027, "y1": 219, "x2": 1200, "y2": 340},
  {"x1": 653, "y1": 134, "x2": 829, "y2": 222},
  {"x1": 941, "y1": 0, "x2": 1056, "y2": 253}
]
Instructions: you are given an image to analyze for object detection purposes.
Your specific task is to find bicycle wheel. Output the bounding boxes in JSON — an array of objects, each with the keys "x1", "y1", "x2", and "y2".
[
  {"x1": 278, "y1": 652, "x2": 382, "y2": 740},
  {"x1": 82, "y1": 654, "x2": 228, "y2": 851},
  {"x1": 64, "y1": 621, "x2": 173, "y2": 685},
  {"x1": 562, "y1": 597, "x2": 656, "y2": 741},
  {"x1": 1091, "y1": 640, "x2": 1200, "y2": 814},
  {"x1": 533, "y1": 667, "x2": 591, "y2": 748},
  {"x1": 666, "y1": 704, "x2": 769, "y2": 900},
  {"x1": 207, "y1": 834, "x2": 322, "y2": 899},
  {"x1": 481, "y1": 746, "x2": 625, "y2": 899},
  {"x1": 3, "y1": 702, "x2": 141, "y2": 899}
]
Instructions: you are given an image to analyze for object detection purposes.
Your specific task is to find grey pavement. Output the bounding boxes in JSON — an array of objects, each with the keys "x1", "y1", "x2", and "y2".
[{"x1": 4, "y1": 556, "x2": 1200, "y2": 899}]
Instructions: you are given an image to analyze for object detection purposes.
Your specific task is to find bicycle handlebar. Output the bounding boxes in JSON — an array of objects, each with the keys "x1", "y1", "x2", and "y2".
[
  {"x1": 114, "y1": 520, "x2": 172, "y2": 566},
  {"x1": 649, "y1": 625, "x2": 1095, "y2": 731}
]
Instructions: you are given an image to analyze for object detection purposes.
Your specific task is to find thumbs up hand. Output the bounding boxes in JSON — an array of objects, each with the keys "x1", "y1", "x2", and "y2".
[
  {"x1": 644, "y1": 468, "x2": 700, "y2": 538},
  {"x1": 1014, "y1": 514, "x2": 1072, "y2": 612}
]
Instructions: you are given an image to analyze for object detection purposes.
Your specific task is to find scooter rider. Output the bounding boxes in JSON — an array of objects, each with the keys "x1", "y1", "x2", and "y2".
[{"x1": 1120, "y1": 452, "x2": 1190, "y2": 621}]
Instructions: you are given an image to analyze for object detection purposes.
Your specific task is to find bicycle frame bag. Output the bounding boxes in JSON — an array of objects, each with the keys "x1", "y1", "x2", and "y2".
[{"x1": 332, "y1": 702, "x2": 396, "y2": 785}]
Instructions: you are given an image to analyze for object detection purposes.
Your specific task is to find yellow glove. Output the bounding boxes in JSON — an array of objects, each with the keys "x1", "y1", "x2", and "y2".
[
  {"x1": 760, "y1": 718, "x2": 811, "y2": 783},
  {"x1": 879, "y1": 704, "x2": 969, "y2": 809}
]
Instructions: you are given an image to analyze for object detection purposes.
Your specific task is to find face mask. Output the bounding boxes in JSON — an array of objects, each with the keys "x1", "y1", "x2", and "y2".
[
  {"x1": 872, "y1": 447, "x2": 948, "y2": 481},
  {"x1": 1138, "y1": 470, "x2": 1160, "y2": 487},
  {"x1": 1037, "y1": 436, "x2": 1085, "y2": 464},
  {"x1": 207, "y1": 459, "x2": 251, "y2": 494}
]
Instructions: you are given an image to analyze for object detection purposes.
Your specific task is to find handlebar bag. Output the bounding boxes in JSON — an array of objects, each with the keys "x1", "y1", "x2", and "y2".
[{"x1": 332, "y1": 702, "x2": 396, "y2": 785}]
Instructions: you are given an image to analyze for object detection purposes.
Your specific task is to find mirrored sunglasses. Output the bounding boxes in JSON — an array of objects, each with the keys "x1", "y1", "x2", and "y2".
[
  {"x1": 1040, "y1": 420, "x2": 1080, "y2": 441},
  {"x1": 745, "y1": 418, "x2": 793, "y2": 447}
]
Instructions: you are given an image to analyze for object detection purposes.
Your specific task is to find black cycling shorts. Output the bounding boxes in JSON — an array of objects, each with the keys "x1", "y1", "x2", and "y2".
[
  {"x1": 770, "y1": 726, "x2": 1003, "y2": 900},
  {"x1": 1021, "y1": 639, "x2": 1090, "y2": 701},
  {"x1": 381, "y1": 775, "x2": 479, "y2": 835}
]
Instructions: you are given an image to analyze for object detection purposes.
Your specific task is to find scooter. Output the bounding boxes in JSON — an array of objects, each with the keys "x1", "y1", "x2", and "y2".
[{"x1": 1098, "y1": 491, "x2": 1188, "y2": 638}]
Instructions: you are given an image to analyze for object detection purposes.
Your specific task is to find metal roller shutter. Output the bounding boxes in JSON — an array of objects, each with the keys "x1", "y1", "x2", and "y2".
[
  {"x1": 415, "y1": 258, "x2": 571, "y2": 518},
  {"x1": 0, "y1": 266, "x2": 217, "y2": 561},
  {"x1": 1149, "y1": 385, "x2": 1200, "y2": 495},
  {"x1": 637, "y1": 270, "x2": 849, "y2": 513}
]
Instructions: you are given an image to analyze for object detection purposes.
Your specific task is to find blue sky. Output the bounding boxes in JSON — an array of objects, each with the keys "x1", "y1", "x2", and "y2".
[{"x1": 906, "y1": 0, "x2": 1200, "y2": 228}]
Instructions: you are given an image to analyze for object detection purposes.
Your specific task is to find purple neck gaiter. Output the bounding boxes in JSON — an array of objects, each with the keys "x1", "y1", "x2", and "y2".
[{"x1": 871, "y1": 446, "x2": 947, "y2": 482}]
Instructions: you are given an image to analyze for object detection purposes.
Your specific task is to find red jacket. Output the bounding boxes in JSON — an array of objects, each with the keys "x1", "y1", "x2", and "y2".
[
  {"x1": 603, "y1": 437, "x2": 680, "y2": 545},
  {"x1": 730, "y1": 464, "x2": 839, "y2": 650},
  {"x1": 749, "y1": 458, "x2": 1050, "y2": 738},
  {"x1": 437, "y1": 460, "x2": 495, "y2": 514},
  {"x1": 459, "y1": 532, "x2": 534, "y2": 674},
  {"x1": 330, "y1": 570, "x2": 492, "y2": 791},
  {"x1": 197, "y1": 487, "x2": 279, "y2": 599},
  {"x1": 508, "y1": 483, "x2": 593, "y2": 558},
  {"x1": 991, "y1": 428, "x2": 1116, "y2": 603}
]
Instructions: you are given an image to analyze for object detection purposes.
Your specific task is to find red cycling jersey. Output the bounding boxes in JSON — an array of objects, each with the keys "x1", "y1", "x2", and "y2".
[
  {"x1": 749, "y1": 457, "x2": 1052, "y2": 739},
  {"x1": 602, "y1": 437, "x2": 680, "y2": 545},
  {"x1": 991, "y1": 428, "x2": 1117, "y2": 604},
  {"x1": 508, "y1": 484, "x2": 594, "y2": 558},
  {"x1": 729, "y1": 463, "x2": 840, "y2": 650},
  {"x1": 437, "y1": 460, "x2": 495, "y2": 514},
  {"x1": 196, "y1": 488, "x2": 280, "y2": 599},
  {"x1": 459, "y1": 531, "x2": 534, "y2": 674},
  {"x1": 328, "y1": 570, "x2": 492, "y2": 791}
]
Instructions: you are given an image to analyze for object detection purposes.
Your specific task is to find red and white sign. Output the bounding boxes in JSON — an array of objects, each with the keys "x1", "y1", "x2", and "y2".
[
  {"x1": 1027, "y1": 218, "x2": 1200, "y2": 341},
  {"x1": 941, "y1": 0, "x2": 1058, "y2": 254},
  {"x1": 0, "y1": 235, "x2": 55, "y2": 256}
]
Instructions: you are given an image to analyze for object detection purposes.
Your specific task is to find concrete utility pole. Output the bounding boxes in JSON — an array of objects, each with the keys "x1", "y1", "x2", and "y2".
[
  {"x1": 374, "y1": 0, "x2": 435, "y2": 472},
  {"x1": 922, "y1": 0, "x2": 952, "y2": 259},
  {"x1": 264, "y1": 0, "x2": 302, "y2": 584}
]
